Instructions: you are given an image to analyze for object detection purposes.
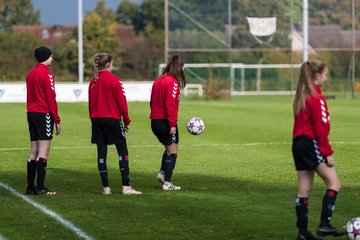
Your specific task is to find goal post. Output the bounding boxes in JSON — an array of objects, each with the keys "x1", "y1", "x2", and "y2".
[
  {"x1": 158, "y1": 63, "x2": 302, "y2": 97},
  {"x1": 231, "y1": 63, "x2": 302, "y2": 95}
]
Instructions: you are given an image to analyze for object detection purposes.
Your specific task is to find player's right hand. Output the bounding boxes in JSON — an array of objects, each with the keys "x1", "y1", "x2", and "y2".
[
  {"x1": 169, "y1": 127, "x2": 176, "y2": 135},
  {"x1": 56, "y1": 123, "x2": 61, "y2": 135}
]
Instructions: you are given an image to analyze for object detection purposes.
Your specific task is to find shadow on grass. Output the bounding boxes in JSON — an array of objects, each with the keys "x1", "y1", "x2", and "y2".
[{"x1": 0, "y1": 168, "x2": 353, "y2": 240}]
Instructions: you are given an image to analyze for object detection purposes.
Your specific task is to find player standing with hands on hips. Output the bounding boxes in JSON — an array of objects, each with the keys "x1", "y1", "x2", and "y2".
[
  {"x1": 150, "y1": 55, "x2": 186, "y2": 191},
  {"x1": 292, "y1": 60, "x2": 344, "y2": 239},
  {"x1": 25, "y1": 46, "x2": 60, "y2": 195},
  {"x1": 88, "y1": 52, "x2": 141, "y2": 196}
]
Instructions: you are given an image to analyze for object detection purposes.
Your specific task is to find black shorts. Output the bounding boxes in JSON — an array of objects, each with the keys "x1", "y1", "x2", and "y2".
[
  {"x1": 151, "y1": 119, "x2": 179, "y2": 146},
  {"x1": 91, "y1": 118, "x2": 126, "y2": 145},
  {"x1": 292, "y1": 136, "x2": 327, "y2": 171},
  {"x1": 27, "y1": 112, "x2": 54, "y2": 141}
]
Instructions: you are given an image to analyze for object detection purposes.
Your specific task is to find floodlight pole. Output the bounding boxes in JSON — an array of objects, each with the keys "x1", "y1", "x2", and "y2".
[
  {"x1": 302, "y1": 0, "x2": 308, "y2": 62},
  {"x1": 351, "y1": 0, "x2": 355, "y2": 99},
  {"x1": 228, "y1": 0, "x2": 234, "y2": 95},
  {"x1": 78, "y1": 0, "x2": 84, "y2": 83},
  {"x1": 228, "y1": 0, "x2": 232, "y2": 49},
  {"x1": 164, "y1": 0, "x2": 169, "y2": 64},
  {"x1": 290, "y1": 0, "x2": 294, "y2": 95}
]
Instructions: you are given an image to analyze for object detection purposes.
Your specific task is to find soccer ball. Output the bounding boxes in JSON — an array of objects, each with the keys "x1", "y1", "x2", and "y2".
[
  {"x1": 187, "y1": 117, "x2": 205, "y2": 135},
  {"x1": 346, "y1": 217, "x2": 360, "y2": 240}
]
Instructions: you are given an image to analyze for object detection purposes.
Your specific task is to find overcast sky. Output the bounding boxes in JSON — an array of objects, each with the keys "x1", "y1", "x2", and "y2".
[{"x1": 31, "y1": 0, "x2": 141, "y2": 26}]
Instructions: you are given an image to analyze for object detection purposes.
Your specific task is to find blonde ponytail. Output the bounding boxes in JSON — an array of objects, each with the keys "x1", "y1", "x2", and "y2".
[
  {"x1": 293, "y1": 60, "x2": 327, "y2": 115},
  {"x1": 92, "y1": 52, "x2": 113, "y2": 82},
  {"x1": 93, "y1": 53, "x2": 101, "y2": 82}
]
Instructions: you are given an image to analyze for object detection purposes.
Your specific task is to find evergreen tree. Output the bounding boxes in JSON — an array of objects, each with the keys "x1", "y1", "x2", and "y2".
[
  {"x1": 0, "y1": 0, "x2": 40, "y2": 31},
  {"x1": 0, "y1": 32, "x2": 39, "y2": 81},
  {"x1": 116, "y1": 0, "x2": 142, "y2": 31},
  {"x1": 52, "y1": 30, "x2": 78, "y2": 81}
]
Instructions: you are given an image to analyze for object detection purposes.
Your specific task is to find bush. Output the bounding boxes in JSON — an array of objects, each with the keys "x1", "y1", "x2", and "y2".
[{"x1": 204, "y1": 79, "x2": 230, "y2": 100}]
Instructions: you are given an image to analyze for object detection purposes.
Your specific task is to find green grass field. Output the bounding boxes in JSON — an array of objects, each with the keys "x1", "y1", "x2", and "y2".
[{"x1": 0, "y1": 95, "x2": 359, "y2": 240}]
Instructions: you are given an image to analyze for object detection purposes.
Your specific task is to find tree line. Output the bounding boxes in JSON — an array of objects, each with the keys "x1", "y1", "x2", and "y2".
[
  {"x1": 0, "y1": 0, "x2": 360, "y2": 85},
  {"x1": 0, "y1": 0, "x2": 164, "y2": 81}
]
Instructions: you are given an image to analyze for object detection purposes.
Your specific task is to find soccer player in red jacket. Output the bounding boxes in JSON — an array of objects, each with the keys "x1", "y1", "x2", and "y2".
[
  {"x1": 88, "y1": 53, "x2": 141, "y2": 195},
  {"x1": 150, "y1": 55, "x2": 186, "y2": 191},
  {"x1": 292, "y1": 60, "x2": 343, "y2": 239},
  {"x1": 26, "y1": 46, "x2": 61, "y2": 195}
]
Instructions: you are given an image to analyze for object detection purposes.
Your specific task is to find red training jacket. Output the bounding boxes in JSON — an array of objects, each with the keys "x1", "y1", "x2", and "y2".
[
  {"x1": 26, "y1": 63, "x2": 61, "y2": 124},
  {"x1": 88, "y1": 71, "x2": 130, "y2": 126},
  {"x1": 292, "y1": 84, "x2": 333, "y2": 156},
  {"x1": 150, "y1": 73, "x2": 180, "y2": 127}
]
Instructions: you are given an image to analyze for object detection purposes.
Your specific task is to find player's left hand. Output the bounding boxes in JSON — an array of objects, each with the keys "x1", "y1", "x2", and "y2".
[
  {"x1": 326, "y1": 155, "x2": 335, "y2": 167},
  {"x1": 124, "y1": 125, "x2": 130, "y2": 132}
]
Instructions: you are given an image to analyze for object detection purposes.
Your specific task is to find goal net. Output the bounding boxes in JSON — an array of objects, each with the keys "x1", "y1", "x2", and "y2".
[{"x1": 159, "y1": 63, "x2": 302, "y2": 97}]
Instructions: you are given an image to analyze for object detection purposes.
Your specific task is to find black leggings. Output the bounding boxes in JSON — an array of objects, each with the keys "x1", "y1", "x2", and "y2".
[
  {"x1": 96, "y1": 142, "x2": 130, "y2": 186},
  {"x1": 97, "y1": 142, "x2": 128, "y2": 159}
]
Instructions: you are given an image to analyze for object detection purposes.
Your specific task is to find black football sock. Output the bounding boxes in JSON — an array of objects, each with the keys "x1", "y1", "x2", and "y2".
[
  {"x1": 36, "y1": 157, "x2": 47, "y2": 190},
  {"x1": 116, "y1": 143, "x2": 130, "y2": 186},
  {"x1": 320, "y1": 189, "x2": 338, "y2": 226},
  {"x1": 295, "y1": 197, "x2": 309, "y2": 234},
  {"x1": 160, "y1": 151, "x2": 166, "y2": 172},
  {"x1": 97, "y1": 144, "x2": 109, "y2": 187},
  {"x1": 172, "y1": 154, "x2": 177, "y2": 170},
  {"x1": 164, "y1": 154, "x2": 177, "y2": 182},
  {"x1": 27, "y1": 159, "x2": 36, "y2": 190}
]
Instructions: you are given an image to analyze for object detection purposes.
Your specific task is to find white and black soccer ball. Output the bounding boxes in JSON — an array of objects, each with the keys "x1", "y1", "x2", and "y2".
[
  {"x1": 187, "y1": 117, "x2": 205, "y2": 135},
  {"x1": 346, "y1": 217, "x2": 360, "y2": 240}
]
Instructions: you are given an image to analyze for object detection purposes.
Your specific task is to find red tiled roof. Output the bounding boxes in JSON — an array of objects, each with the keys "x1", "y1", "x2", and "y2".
[
  {"x1": 13, "y1": 25, "x2": 74, "y2": 46},
  {"x1": 13, "y1": 24, "x2": 136, "y2": 51},
  {"x1": 115, "y1": 25, "x2": 136, "y2": 51},
  {"x1": 308, "y1": 25, "x2": 360, "y2": 48}
]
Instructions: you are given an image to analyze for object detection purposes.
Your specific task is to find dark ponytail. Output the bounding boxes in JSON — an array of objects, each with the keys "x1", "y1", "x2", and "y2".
[{"x1": 163, "y1": 55, "x2": 186, "y2": 89}]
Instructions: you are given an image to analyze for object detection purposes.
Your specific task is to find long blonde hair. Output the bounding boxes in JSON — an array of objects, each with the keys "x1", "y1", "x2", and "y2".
[
  {"x1": 93, "y1": 52, "x2": 113, "y2": 82},
  {"x1": 293, "y1": 60, "x2": 327, "y2": 115}
]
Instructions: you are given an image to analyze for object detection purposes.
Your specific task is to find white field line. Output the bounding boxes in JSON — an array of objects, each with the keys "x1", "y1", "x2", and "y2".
[
  {"x1": 0, "y1": 141, "x2": 359, "y2": 152},
  {"x1": 0, "y1": 182, "x2": 94, "y2": 240},
  {"x1": 0, "y1": 233, "x2": 6, "y2": 240}
]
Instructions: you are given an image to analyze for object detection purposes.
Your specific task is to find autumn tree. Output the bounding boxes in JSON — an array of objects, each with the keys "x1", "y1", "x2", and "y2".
[
  {"x1": 307, "y1": 0, "x2": 360, "y2": 30},
  {"x1": 82, "y1": 1, "x2": 118, "y2": 80},
  {"x1": 93, "y1": 0, "x2": 116, "y2": 25},
  {"x1": 115, "y1": 0, "x2": 165, "y2": 79}
]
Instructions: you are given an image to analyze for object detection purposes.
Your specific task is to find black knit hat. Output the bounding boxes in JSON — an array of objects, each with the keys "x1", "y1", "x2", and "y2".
[{"x1": 34, "y1": 46, "x2": 52, "y2": 62}]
